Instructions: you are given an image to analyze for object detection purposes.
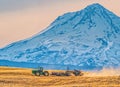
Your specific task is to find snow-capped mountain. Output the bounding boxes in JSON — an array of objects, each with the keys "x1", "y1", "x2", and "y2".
[{"x1": 0, "y1": 3, "x2": 120, "y2": 70}]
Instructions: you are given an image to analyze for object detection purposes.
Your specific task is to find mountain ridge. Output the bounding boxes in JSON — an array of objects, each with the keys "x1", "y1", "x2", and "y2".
[{"x1": 0, "y1": 3, "x2": 120, "y2": 70}]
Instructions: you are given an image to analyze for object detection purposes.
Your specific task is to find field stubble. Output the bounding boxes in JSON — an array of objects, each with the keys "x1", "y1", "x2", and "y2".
[{"x1": 0, "y1": 67, "x2": 120, "y2": 87}]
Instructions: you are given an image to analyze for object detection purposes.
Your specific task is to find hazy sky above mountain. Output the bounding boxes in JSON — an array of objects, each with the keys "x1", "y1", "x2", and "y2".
[{"x1": 0, "y1": 0, "x2": 120, "y2": 48}]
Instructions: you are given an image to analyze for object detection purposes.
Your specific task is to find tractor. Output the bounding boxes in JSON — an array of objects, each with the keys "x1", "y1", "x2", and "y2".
[{"x1": 32, "y1": 67, "x2": 49, "y2": 76}]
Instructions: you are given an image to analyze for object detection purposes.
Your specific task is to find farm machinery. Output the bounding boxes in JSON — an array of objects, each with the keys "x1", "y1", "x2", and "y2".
[
  {"x1": 32, "y1": 67, "x2": 83, "y2": 76},
  {"x1": 32, "y1": 67, "x2": 49, "y2": 76},
  {"x1": 51, "y1": 67, "x2": 83, "y2": 76}
]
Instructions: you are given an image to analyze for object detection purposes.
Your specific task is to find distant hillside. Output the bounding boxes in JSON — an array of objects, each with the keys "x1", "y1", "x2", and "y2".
[{"x1": 0, "y1": 3, "x2": 120, "y2": 70}]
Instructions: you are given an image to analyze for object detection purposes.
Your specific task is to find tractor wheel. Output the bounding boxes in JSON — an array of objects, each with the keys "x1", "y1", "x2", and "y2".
[
  {"x1": 44, "y1": 71, "x2": 49, "y2": 76},
  {"x1": 35, "y1": 72, "x2": 40, "y2": 76}
]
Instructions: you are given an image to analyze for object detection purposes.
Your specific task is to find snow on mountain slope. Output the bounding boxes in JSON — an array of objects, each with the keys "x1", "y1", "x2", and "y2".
[{"x1": 0, "y1": 3, "x2": 120, "y2": 70}]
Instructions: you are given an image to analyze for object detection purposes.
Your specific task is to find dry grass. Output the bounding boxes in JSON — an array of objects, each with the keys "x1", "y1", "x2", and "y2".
[{"x1": 0, "y1": 66, "x2": 120, "y2": 87}]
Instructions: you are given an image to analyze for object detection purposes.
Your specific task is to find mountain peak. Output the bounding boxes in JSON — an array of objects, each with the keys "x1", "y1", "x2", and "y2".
[
  {"x1": 84, "y1": 3, "x2": 105, "y2": 12},
  {"x1": 51, "y1": 3, "x2": 106, "y2": 26},
  {"x1": 87, "y1": 3, "x2": 104, "y2": 8},
  {"x1": 80, "y1": 3, "x2": 107, "y2": 17},
  {"x1": 90, "y1": 3, "x2": 103, "y2": 6}
]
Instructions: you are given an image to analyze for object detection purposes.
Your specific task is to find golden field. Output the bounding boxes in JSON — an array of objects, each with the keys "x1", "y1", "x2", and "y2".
[{"x1": 0, "y1": 66, "x2": 120, "y2": 87}]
